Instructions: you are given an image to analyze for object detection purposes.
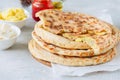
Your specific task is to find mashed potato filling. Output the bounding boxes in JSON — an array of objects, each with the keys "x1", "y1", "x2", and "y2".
[
  {"x1": 75, "y1": 37, "x2": 100, "y2": 54},
  {"x1": 62, "y1": 31, "x2": 106, "y2": 54}
]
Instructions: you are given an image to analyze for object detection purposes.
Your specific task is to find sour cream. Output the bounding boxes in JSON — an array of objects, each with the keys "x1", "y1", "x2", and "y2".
[{"x1": 0, "y1": 23, "x2": 17, "y2": 40}]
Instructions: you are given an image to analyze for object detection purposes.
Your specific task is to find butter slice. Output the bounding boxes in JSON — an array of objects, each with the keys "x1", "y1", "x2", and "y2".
[{"x1": 75, "y1": 37, "x2": 100, "y2": 54}]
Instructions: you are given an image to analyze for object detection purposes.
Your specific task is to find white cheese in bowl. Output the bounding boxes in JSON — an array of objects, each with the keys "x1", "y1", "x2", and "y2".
[
  {"x1": 0, "y1": 21, "x2": 21, "y2": 50},
  {"x1": 0, "y1": 23, "x2": 17, "y2": 40}
]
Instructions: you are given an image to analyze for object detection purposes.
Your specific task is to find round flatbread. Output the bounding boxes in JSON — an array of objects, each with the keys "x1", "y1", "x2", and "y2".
[
  {"x1": 28, "y1": 40, "x2": 116, "y2": 66},
  {"x1": 35, "y1": 9, "x2": 120, "y2": 55},
  {"x1": 34, "y1": 22, "x2": 119, "y2": 55}
]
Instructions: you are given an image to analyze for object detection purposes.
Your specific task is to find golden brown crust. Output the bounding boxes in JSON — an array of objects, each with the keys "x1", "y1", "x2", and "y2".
[{"x1": 36, "y1": 9, "x2": 112, "y2": 34}]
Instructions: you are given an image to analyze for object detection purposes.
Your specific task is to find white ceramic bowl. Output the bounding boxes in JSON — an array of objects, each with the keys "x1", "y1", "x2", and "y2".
[
  {"x1": 0, "y1": 21, "x2": 21, "y2": 50},
  {"x1": 0, "y1": 8, "x2": 29, "y2": 29}
]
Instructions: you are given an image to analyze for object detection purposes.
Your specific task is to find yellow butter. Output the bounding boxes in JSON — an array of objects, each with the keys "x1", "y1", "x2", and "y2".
[{"x1": 0, "y1": 8, "x2": 27, "y2": 21}]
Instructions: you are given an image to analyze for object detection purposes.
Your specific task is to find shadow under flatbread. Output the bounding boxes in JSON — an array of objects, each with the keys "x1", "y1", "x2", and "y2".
[{"x1": 9, "y1": 42, "x2": 28, "y2": 51}]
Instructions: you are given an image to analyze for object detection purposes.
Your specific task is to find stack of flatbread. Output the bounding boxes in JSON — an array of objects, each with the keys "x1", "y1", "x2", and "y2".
[{"x1": 28, "y1": 9, "x2": 120, "y2": 67}]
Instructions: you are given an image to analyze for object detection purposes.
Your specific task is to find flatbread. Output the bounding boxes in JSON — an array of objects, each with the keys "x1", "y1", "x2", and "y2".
[
  {"x1": 36, "y1": 9, "x2": 112, "y2": 34},
  {"x1": 35, "y1": 9, "x2": 120, "y2": 54},
  {"x1": 34, "y1": 22, "x2": 118, "y2": 54},
  {"x1": 32, "y1": 31, "x2": 116, "y2": 57},
  {"x1": 28, "y1": 40, "x2": 116, "y2": 66}
]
